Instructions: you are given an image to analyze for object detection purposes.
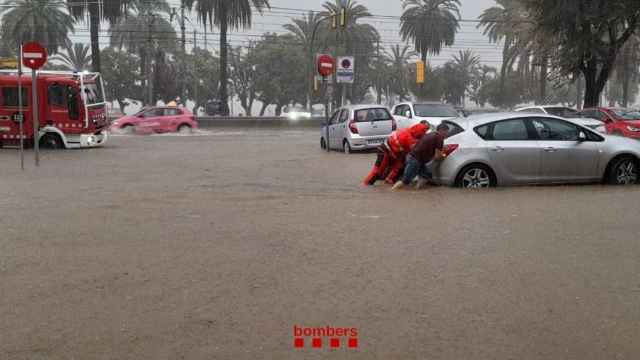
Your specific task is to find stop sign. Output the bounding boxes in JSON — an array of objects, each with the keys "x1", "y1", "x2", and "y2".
[
  {"x1": 22, "y1": 42, "x2": 48, "y2": 70},
  {"x1": 317, "y1": 54, "x2": 335, "y2": 78}
]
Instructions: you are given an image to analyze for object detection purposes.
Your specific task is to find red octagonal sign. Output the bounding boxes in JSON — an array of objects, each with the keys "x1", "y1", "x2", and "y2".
[
  {"x1": 317, "y1": 54, "x2": 335, "y2": 78},
  {"x1": 22, "y1": 42, "x2": 48, "y2": 70}
]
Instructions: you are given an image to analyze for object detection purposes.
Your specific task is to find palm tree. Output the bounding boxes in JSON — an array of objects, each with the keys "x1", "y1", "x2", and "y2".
[
  {"x1": 53, "y1": 42, "x2": 91, "y2": 71},
  {"x1": 0, "y1": 0, "x2": 75, "y2": 54},
  {"x1": 67, "y1": 0, "x2": 133, "y2": 72},
  {"x1": 284, "y1": 11, "x2": 324, "y2": 110},
  {"x1": 452, "y1": 50, "x2": 481, "y2": 106},
  {"x1": 384, "y1": 44, "x2": 416, "y2": 101},
  {"x1": 321, "y1": 0, "x2": 380, "y2": 104},
  {"x1": 400, "y1": 0, "x2": 461, "y2": 64},
  {"x1": 477, "y1": 0, "x2": 532, "y2": 103},
  {"x1": 110, "y1": 0, "x2": 176, "y2": 104},
  {"x1": 184, "y1": 0, "x2": 271, "y2": 111}
]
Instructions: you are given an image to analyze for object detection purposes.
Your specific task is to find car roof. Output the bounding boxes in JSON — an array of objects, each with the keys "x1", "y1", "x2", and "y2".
[
  {"x1": 342, "y1": 104, "x2": 390, "y2": 111},
  {"x1": 462, "y1": 112, "x2": 576, "y2": 127}
]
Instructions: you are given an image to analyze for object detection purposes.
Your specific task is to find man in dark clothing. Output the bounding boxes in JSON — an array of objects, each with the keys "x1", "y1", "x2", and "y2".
[{"x1": 392, "y1": 123, "x2": 449, "y2": 190}]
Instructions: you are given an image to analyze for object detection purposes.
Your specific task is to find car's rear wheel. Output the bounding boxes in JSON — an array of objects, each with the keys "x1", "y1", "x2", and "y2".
[
  {"x1": 455, "y1": 164, "x2": 496, "y2": 189},
  {"x1": 177, "y1": 124, "x2": 192, "y2": 134},
  {"x1": 608, "y1": 156, "x2": 639, "y2": 185},
  {"x1": 121, "y1": 124, "x2": 135, "y2": 134},
  {"x1": 39, "y1": 133, "x2": 64, "y2": 149},
  {"x1": 343, "y1": 140, "x2": 351, "y2": 154}
]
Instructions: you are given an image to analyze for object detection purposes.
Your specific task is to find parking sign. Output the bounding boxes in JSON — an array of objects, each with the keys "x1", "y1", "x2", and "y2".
[{"x1": 336, "y1": 56, "x2": 354, "y2": 84}]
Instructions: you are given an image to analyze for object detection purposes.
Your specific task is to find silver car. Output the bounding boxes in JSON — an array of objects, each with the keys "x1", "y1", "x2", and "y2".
[
  {"x1": 431, "y1": 113, "x2": 640, "y2": 188},
  {"x1": 320, "y1": 105, "x2": 395, "y2": 153}
]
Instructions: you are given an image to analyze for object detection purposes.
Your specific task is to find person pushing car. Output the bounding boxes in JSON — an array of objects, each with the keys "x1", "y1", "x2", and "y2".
[
  {"x1": 362, "y1": 121, "x2": 429, "y2": 186},
  {"x1": 392, "y1": 123, "x2": 449, "y2": 190}
]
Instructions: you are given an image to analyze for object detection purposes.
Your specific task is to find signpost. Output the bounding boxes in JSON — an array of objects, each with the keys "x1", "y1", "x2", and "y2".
[
  {"x1": 336, "y1": 57, "x2": 354, "y2": 84},
  {"x1": 316, "y1": 54, "x2": 335, "y2": 153},
  {"x1": 21, "y1": 42, "x2": 48, "y2": 167}
]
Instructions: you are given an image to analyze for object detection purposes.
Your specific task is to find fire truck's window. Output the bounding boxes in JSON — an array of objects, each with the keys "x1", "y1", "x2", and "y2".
[
  {"x1": 48, "y1": 85, "x2": 66, "y2": 107},
  {"x1": 67, "y1": 86, "x2": 80, "y2": 120},
  {"x1": 84, "y1": 84, "x2": 104, "y2": 105},
  {"x1": 1, "y1": 87, "x2": 29, "y2": 107}
]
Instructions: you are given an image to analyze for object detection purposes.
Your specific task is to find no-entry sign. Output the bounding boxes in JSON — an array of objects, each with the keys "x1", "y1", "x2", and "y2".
[
  {"x1": 22, "y1": 42, "x2": 48, "y2": 70},
  {"x1": 317, "y1": 54, "x2": 335, "y2": 78}
]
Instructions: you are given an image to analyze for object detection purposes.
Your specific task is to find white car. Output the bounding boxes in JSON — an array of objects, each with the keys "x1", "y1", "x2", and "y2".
[
  {"x1": 391, "y1": 102, "x2": 459, "y2": 130},
  {"x1": 515, "y1": 106, "x2": 604, "y2": 132}
]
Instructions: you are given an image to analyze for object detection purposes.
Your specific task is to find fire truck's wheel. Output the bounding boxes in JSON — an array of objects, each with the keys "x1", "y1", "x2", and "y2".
[{"x1": 40, "y1": 133, "x2": 65, "y2": 150}]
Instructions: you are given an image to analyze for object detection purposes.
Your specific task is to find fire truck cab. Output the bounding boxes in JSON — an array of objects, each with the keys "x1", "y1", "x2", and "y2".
[{"x1": 0, "y1": 70, "x2": 109, "y2": 149}]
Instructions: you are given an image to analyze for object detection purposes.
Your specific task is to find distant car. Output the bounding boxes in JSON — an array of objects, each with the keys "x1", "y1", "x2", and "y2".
[
  {"x1": 111, "y1": 107, "x2": 198, "y2": 134},
  {"x1": 320, "y1": 105, "x2": 395, "y2": 153},
  {"x1": 430, "y1": 113, "x2": 640, "y2": 188},
  {"x1": 515, "y1": 105, "x2": 579, "y2": 118},
  {"x1": 578, "y1": 107, "x2": 640, "y2": 139},
  {"x1": 515, "y1": 105, "x2": 602, "y2": 130},
  {"x1": 283, "y1": 109, "x2": 312, "y2": 120},
  {"x1": 204, "y1": 100, "x2": 229, "y2": 117},
  {"x1": 391, "y1": 102, "x2": 458, "y2": 130}
]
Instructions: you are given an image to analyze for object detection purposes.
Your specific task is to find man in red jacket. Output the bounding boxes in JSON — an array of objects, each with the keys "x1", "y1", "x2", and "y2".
[{"x1": 362, "y1": 121, "x2": 429, "y2": 186}]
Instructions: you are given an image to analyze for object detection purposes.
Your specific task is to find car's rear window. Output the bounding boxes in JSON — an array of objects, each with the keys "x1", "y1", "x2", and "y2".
[
  {"x1": 354, "y1": 108, "x2": 392, "y2": 122},
  {"x1": 414, "y1": 104, "x2": 458, "y2": 117},
  {"x1": 441, "y1": 120, "x2": 465, "y2": 138}
]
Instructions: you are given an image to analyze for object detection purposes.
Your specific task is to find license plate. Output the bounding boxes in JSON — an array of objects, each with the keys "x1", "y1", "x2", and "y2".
[{"x1": 368, "y1": 139, "x2": 383, "y2": 145}]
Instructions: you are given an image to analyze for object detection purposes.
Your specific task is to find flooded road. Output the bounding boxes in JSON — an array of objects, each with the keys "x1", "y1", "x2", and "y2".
[{"x1": 2, "y1": 129, "x2": 640, "y2": 359}]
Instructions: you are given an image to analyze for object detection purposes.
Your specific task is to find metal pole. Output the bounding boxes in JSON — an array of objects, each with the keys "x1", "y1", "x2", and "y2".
[
  {"x1": 147, "y1": 14, "x2": 154, "y2": 105},
  {"x1": 18, "y1": 44, "x2": 24, "y2": 170},
  {"x1": 180, "y1": 0, "x2": 186, "y2": 99},
  {"x1": 32, "y1": 68, "x2": 39, "y2": 166}
]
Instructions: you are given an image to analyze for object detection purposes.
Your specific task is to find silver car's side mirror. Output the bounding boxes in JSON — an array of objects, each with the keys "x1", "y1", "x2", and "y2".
[{"x1": 578, "y1": 131, "x2": 587, "y2": 142}]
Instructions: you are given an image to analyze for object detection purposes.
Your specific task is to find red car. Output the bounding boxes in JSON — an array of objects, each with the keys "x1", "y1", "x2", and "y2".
[
  {"x1": 579, "y1": 107, "x2": 640, "y2": 139},
  {"x1": 111, "y1": 106, "x2": 198, "y2": 134}
]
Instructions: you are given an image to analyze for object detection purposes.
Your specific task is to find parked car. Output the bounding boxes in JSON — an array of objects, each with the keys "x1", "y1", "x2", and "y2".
[
  {"x1": 430, "y1": 113, "x2": 640, "y2": 188},
  {"x1": 320, "y1": 105, "x2": 396, "y2": 153},
  {"x1": 515, "y1": 105, "x2": 602, "y2": 130},
  {"x1": 111, "y1": 107, "x2": 198, "y2": 134},
  {"x1": 391, "y1": 102, "x2": 458, "y2": 130},
  {"x1": 578, "y1": 107, "x2": 640, "y2": 139},
  {"x1": 204, "y1": 100, "x2": 229, "y2": 117},
  {"x1": 515, "y1": 105, "x2": 579, "y2": 118}
]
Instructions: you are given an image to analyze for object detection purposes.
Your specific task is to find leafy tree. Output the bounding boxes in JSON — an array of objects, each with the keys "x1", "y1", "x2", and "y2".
[
  {"x1": 400, "y1": 0, "x2": 460, "y2": 63},
  {"x1": 384, "y1": 45, "x2": 416, "y2": 102},
  {"x1": 100, "y1": 47, "x2": 142, "y2": 113},
  {"x1": 52, "y1": 42, "x2": 91, "y2": 71},
  {"x1": 252, "y1": 34, "x2": 307, "y2": 115},
  {"x1": 0, "y1": 0, "x2": 75, "y2": 53},
  {"x1": 607, "y1": 35, "x2": 640, "y2": 107},
  {"x1": 522, "y1": 0, "x2": 640, "y2": 107},
  {"x1": 229, "y1": 46, "x2": 257, "y2": 116},
  {"x1": 67, "y1": 0, "x2": 132, "y2": 72},
  {"x1": 184, "y1": 0, "x2": 271, "y2": 113},
  {"x1": 185, "y1": 48, "x2": 220, "y2": 114}
]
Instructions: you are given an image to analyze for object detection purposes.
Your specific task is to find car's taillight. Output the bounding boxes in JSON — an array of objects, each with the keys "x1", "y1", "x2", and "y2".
[
  {"x1": 349, "y1": 120, "x2": 358, "y2": 134},
  {"x1": 443, "y1": 144, "x2": 459, "y2": 156},
  {"x1": 391, "y1": 118, "x2": 397, "y2": 131}
]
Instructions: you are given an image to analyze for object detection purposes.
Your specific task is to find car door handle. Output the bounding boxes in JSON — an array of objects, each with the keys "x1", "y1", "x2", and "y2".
[
  {"x1": 544, "y1": 147, "x2": 557, "y2": 152},
  {"x1": 491, "y1": 146, "x2": 504, "y2": 152}
]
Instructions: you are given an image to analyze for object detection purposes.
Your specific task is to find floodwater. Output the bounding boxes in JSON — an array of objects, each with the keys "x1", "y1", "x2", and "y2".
[{"x1": 1, "y1": 129, "x2": 640, "y2": 359}]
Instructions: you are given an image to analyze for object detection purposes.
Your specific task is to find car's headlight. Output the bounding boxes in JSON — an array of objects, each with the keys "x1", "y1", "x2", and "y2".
[{"x1": 626, "y1": 126, "x2": 640, "y2": 132}]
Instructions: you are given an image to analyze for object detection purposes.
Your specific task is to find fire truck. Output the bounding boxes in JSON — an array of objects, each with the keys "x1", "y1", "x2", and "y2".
[{"x1": 0, "y1": 70, "x2": 109, "y2": 149}]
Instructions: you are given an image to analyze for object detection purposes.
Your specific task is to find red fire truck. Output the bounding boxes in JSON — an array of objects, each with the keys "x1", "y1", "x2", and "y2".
[{"x1": 0, "y1": 70, "x2": 109, "y2": 149}]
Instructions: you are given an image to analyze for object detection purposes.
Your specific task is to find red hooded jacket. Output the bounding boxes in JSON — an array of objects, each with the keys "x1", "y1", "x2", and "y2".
[{"x1": 386, "y1": 123, "x2": 429, "y2": 155}]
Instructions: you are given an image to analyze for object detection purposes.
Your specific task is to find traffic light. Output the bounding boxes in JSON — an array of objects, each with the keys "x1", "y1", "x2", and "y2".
[
  {"x1": 331, "y1": 11, "x2": 337, "y2": 29},
  {"x1": 416, "y1": 60, "x2": 425, "y2": 84},
  {"x1": 340, "y1": 7, "x2": 347, "y2": 28}
]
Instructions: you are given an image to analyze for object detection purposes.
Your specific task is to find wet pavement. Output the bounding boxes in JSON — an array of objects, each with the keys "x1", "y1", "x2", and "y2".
[{"x1": 1, "y1": 129, "x2": 640, "y2": 359}]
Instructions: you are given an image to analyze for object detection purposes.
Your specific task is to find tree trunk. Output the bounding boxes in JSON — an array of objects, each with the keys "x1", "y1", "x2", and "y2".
[
  {"x1": 259, "y1": 102, "x2": 268, "y2": 116},
  {"x1": 275, "y1": 104, "x2": 283, "y2": 116},
  {"x1": 498, "y1": 40, "x2": 510, "y2": 105},
  {"x1": 539, "y1": 55, "x2": 548, "y2": 104},
  {"x1": 219, "y1": 12, "x2": 229, "y2": 112},
  {"x1": 89, "y1": 3, "x2": 101, "y2": 72},
  {"x1": 622, "y1": 54, "x2": 630, "y2": 107},
  {"x1": 582, "y1": 60, "x2": 612, "y2": 108}
]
